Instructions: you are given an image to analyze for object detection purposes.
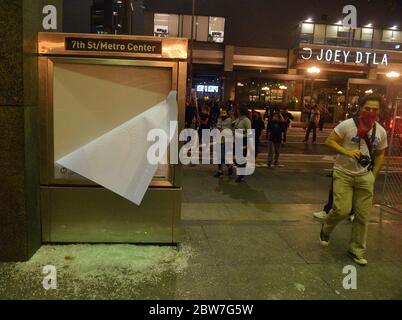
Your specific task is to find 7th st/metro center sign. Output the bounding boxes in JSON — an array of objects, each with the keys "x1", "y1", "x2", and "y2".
[{"x1": 299, "y1": 47, "x2": 389, "y2": 66}]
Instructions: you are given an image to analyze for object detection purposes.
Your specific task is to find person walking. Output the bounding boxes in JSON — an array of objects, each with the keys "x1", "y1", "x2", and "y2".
[
  {"x1": 185, "y1": 89, "x2": 199, "y2": 129},
  {"x1": 281, "y1": 106, "x2": 294, "y2": 144},
  {"x1": 313, "y1": 105, "x2": 361, "y2": 222},
  {"x1": 210, "y1": 101, "x2": 220, "y2": 128},
  {"x1": 252, "y1": 111, "x2": 265, "y2": 156},
  {"x1": 319, "y1": 104, "x2": 329, "y2": 131},
  {"x1": 234, "y1": 105, "x2": 252, "y2": 183},
  {"x1": 198, "y1": 104, "x2": 210, "y2": 145},
  {"x1": 214, "y1": 107, "x2": 234, "y2": 178},
  {"x1": 303, "y1": 105, "x2": 320, "y2": 143},
  {"x1": 320, "y1": 94, "x2": 388, "y2": 266},
  {"x1": 302, "y1": 103, "x2": 311, "y2": 130},
  {"x1": 267, "y1": 108, "x2": 285, "y2": 167}
]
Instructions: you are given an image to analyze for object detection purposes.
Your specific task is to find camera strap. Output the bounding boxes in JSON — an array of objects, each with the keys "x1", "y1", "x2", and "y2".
[{"x1": 352, "y1": 116, "x2": 376, "y2": 171}]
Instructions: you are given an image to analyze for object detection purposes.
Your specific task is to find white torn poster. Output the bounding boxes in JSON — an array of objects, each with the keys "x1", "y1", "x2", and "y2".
[{"x1": 56, "y1": 91, "x2": 178, "y2": 206}]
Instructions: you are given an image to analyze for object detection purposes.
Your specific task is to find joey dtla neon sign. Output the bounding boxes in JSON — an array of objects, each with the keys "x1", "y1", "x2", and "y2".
[{"x1": 300, "y1": 47, "x2": 389, "y2": 66}]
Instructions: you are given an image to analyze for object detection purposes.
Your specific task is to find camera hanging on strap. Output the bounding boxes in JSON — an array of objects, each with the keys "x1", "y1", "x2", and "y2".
[{"x1": 352, "y1": 116, "x2": 376, "y2": 171}]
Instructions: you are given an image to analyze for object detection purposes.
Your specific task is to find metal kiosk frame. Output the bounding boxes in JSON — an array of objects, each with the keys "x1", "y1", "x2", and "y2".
[{"x1": 38, "y1": 33, "x2": 188, "y2": 244}]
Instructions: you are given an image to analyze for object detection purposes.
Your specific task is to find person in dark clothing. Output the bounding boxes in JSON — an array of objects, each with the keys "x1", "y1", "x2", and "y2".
[
  {"x1": 214, "y1": 107, "x2": 234, "y2": 178},
  {"x1": 198, "y1": 104, "x2": 210, "y2": 144},
  {"x1": 185, "y1": 90, "x2": 199, "y2": 129},
  {"x1": 319, "y1": 105, "x2": 329, "y2": 131},
  {"x1": 234, "y1": 105, "x2": 252, "y2": 183},
  {"x1": 303, "y1": 105, "x2": 320, "y2": 143},
  {"x1": 264, "y1": 107, "x2": 270, "y2": 121},
  {"x1": 267, "y1": 109, "x2": 285, "y2": 167},
  {"x1": 302, "y1": 104, "x2": 311, "y2": 130},
  {"x1": 210, "y1": 101, "x2": 220, "y2": 128},
  {"x1": 252, "y1": 112, "x2": 265, "y2": 156},
  {"x1": 281, "y1": 107, "x2": 294, "y2": 144}
]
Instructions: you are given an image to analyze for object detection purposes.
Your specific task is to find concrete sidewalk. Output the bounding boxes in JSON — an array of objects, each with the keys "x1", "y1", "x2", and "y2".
[{"x1": 0, "y1": 165, "x2": 401, "y2": 300}]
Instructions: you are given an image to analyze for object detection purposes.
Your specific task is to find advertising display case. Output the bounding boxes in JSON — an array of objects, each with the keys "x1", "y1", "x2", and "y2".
[{"x1": 38, "y1": 33, "x2": 187, "y2": 243}]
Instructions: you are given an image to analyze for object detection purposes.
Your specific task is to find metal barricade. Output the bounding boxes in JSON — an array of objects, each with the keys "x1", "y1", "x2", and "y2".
[{"x1": 381, "y1": 98, "x2": 402, "y2": 216}]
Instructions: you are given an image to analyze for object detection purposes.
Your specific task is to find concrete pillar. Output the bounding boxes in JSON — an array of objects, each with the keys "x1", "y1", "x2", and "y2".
[
  {"x1": 223, "y1": 75, "x2": 236, "y2": 102},
  {"x1": 0, "y1": 0, "x2": 62, "y2": 261},
  {"x1": 287, "y1": 48, "x2": 297, "y2": 74},
  {"x1": 368, "y1": 65, "x2": 378, "y2": 80},
  {"x1": 223, "y1": 45, "x2": 235, "y2": 102},
  {"x1": 224, "y1": 45, "x2": 235, "y2": 72}
]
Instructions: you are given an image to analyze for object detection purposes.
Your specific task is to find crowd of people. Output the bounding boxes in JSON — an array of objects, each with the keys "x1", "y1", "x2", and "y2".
[
  {"x1": 185, "y1": 90, "x2": 388, "y2": 265},
  {"x1": 185, "y1": 93, "x2": 253, "y2": 183},
  {"x1": 185, "y1": 91, "x2": 297, "y2": 180}
]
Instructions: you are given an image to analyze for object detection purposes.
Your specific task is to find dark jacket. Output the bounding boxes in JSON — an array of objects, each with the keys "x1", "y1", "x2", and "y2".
[
  {"x1": 267, "y1": 120, "x2": 285, "y2": 143},
  {"x1": 252, "y1": 116, "x2": 265, "y2": 138}
]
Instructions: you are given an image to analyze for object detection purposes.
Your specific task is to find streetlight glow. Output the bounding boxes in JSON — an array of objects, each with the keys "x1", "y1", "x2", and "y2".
[
  {"x1": 386, "y1": 71, "x2": 400, "y2": 79},
  {"x1": 279, "y1": 85, "x2": 288, "y2": 90},
  {"x1": 307, "y1": 66, "x2": 321, "y2": 75}
]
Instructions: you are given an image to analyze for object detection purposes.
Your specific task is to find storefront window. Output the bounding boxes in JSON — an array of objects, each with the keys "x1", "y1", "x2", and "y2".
[
  {"x1": 338, "y1": 26, "x2": 350, "y2": 36},
  {"x1": 354, "y1": 28, "x2": 362, "y2": 40},
  {"x1": 382, "y1": 30, "x2": 402, "y2": 42},
  {"x1": 313, "y1": 24, "x2": 326, "y2": 44},
  {"x1": 298, "y1": 23, "x2": 402, "y2": 50},
  {"x1": 361, "y1": 28, "x2": 373, "y2": 40},
  {"x1": 326, "y1": 25, "x2": 338, "y2": 38},
  {"x1": 154, "y1": 14, "x2": 224, "y2": 43},
  {"x1": 236, "y1": 79, "x2": 302, "y2": 109},
  {"x1": 325, "y1": 25, "x2": 338, "y2": 45},
  {"x1": 360, "y1": 28, "x2": 374, "y2": 48},
  {"x1": 154, "y1": 13, "x2": 179, "y2": 37},
  {"x1": 394, "y1": 31, "x2": 402, "y2": 42},
  {"x1": 196, "y1": 16, "x2": 209, "y2": 42},
  {"x1": 208, "y1": 17, "x2": 225, "y2": 43},
  {"x1": 301, "y1": 23, "x2": 314, "y2": 34},
  {"x1": 383, "y1": 30, "x2": 394, "y2": 42},
  {"x1": 300, "y1": 23, "x2": 314, "y2": 43},
  {"x1": 182, "y1": 15, "x2": 195, "y2": 39}
]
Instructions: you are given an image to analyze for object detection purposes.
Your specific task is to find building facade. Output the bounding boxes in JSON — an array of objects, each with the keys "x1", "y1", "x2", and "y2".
[{"x1": 63, "y1": 0, "x2": 402, "y2": 122}]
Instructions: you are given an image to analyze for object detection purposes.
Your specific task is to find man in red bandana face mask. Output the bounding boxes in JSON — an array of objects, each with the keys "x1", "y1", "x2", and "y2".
[
  {"x1": 319, "y1": 95, "x2": 388, "y2": 266},
  {"x1": 357, "y1": 110, "x2": 378, "y2": 138}
]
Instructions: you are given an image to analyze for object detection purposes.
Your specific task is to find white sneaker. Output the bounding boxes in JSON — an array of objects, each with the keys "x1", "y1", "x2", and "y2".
[
  {"x1": 313, "y1": 210, "x2": 328, "y2": 220},
  {"x1": 348, "y1": 251, "x2": 368, "y2": 266},
  {"x1": 349, "y1": 214, "x2": 355, "y2": 223}
]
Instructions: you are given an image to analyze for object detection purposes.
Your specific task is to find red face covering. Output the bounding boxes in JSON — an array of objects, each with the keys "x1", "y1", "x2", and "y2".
[{"x1": 357, "y1": 110, "x2": 377, "y2": 138}]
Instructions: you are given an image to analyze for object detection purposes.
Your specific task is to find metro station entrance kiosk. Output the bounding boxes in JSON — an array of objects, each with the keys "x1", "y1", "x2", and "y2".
[{"x1": 38, "y1": 33, "x2": 187, "y2": 243}]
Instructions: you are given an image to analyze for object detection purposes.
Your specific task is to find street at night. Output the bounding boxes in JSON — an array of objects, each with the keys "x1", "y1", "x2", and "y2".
[
  {"x1": 1, "y1": 0, "x2": 402, "y2": 309},
  {"x1": 1, "y1": 128, "x2": 401, "y2": 299}
]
